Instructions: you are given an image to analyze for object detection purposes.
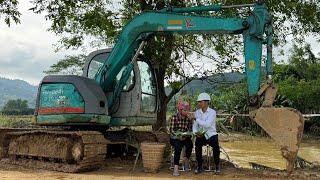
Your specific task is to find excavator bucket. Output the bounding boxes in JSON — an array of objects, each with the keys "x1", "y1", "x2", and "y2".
[{"x1": 250, "y1": 107, "x2": 305, "y2": 173}]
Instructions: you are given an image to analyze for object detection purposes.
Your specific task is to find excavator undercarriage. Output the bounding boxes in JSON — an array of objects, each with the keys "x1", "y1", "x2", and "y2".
[
  {"x1": 0, "y1": 130, "x2": 107, "y2": 172},
  {"x1": 0, "y1": 128, "x2": 164, "y2": 173}
]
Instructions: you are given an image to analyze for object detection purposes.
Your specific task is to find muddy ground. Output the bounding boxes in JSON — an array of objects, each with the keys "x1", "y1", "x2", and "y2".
[
  {"x1": 0, "y1": 132, "x2": 318, "y2": 179},
  {"x1": 0, "y1": 157, "x2": 319, "y2": 180}
]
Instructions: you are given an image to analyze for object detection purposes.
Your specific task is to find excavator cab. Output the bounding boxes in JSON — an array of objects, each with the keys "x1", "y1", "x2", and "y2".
[
  {"x1": 33, "y1": 49, "x2": 158, "y2": 127},
  {"x1": 82, "y1": 48, "x2": 158, "y2": 126}
]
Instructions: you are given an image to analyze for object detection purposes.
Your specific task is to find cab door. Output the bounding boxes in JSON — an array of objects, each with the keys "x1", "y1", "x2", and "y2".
[{"x1": 82, "y1": 49, "x2": 158, "y2": 126}]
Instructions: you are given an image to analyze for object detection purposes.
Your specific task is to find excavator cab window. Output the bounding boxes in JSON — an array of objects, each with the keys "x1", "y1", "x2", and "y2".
[
  {"x1": 87, "y1": 52, "x2": 109, "y2": 79},
  {"x1": 85, "y1": 50, "x2": 134, "y2": 91},
  {"x1": 138, "y1": 61, "x2": 157, "y2": 113},
  {"x1": 115, "y1": 67, "x2": 135, "y2": 91}
]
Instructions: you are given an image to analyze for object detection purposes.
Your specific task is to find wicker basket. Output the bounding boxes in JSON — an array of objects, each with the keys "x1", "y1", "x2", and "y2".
[
  {"x1": 153, "y1": 131, "x2": 170, "y2": 143},
  {"x1": 140, "y1": 142, "x2": 166, "y2": 172}
]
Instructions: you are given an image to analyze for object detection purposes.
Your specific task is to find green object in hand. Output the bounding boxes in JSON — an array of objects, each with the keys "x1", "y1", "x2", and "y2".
[
  {"x1": 173, "y1": 130, "x2": 193, "y2": 137},
  {"x1": 195, "y1": 128, "x2": 207, "y2": 136}
]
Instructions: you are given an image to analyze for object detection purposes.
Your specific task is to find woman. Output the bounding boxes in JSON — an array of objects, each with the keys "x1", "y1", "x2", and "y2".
[{"x1": 169, "y1": 100, "x2": 193, "y2": 176}]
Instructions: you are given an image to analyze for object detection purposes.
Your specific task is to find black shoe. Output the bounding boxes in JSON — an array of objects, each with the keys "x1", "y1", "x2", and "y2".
[{"x1": 194, "y1": 168, "x2": 203, "y2": 174}]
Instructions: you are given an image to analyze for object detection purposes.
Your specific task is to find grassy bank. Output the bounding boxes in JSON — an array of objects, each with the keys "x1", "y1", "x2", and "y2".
[{"x1": 0, "y1": 115, "x2": 32, "y2": 128}]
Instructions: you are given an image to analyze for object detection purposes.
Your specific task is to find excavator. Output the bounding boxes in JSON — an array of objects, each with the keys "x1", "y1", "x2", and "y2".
[{"x1": 0, "y1": 0, "x2": 304, "y2": 174}]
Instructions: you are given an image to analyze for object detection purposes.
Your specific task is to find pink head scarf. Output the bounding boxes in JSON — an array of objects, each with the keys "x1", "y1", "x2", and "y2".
[{"x1": 177, "y1": 101, "x2": 191, "y2": 112}]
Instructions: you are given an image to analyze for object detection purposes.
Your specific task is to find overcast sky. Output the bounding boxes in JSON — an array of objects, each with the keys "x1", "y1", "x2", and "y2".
[
  {"x1": 0, "y1": 1, "x2": 69, "y2": 85},
  {"x1": 0, "y1": 1, "x2": 319, "y2": 86}
]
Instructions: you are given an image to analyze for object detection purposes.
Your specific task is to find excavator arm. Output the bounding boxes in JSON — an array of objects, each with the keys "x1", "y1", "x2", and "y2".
[{"x1": 95, "y1": 2, "x2": 270, "y2": 107}]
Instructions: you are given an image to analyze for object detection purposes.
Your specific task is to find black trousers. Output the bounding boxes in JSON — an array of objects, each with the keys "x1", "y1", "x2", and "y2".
[
  {"x1": 170, "y1": 136, "x2": 193, "y2": 166},
  {"x1": 195, "y1": 134, "x2": 220, "y2": 168}
]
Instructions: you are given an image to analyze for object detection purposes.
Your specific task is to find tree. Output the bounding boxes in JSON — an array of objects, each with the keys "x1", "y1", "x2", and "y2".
[
  {"x1": 1, "y1": 0, "x2": 320, "y2": 130},
  {"x1": 1, "y1": 99, "x2": 34, "y2": 115},
  {"x1": 274, "y1": 44, "x2": 320, "y2": 113},
  {"x1": 0, "y1": 0, "x2": 21, "y2": 26}
]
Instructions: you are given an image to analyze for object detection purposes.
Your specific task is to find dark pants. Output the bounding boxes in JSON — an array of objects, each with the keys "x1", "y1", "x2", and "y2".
[
  {"x1": 170, "y1": 136, "x2": 193, "y2": 166},
  {"x1": 195, "y1": 134, "x2": 220, "y2": 168}
]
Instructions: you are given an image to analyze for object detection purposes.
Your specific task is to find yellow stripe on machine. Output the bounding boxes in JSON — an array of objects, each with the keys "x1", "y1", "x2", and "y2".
[{"x1": 168, "y1": 20, "x2": 183, "y2": 25}]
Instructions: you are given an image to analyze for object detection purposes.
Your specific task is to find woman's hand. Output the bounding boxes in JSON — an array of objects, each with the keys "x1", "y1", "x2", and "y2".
[
  {"x1": 187, "y1": 112, "x2": 195, "y2": 119},
  {"x1": 195, "y1": 132, "x2": 203, "y2": 138}
]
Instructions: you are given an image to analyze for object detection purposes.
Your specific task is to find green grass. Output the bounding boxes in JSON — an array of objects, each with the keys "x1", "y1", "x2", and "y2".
[{"x1": 0, "y1": 115, "x2": 32, "y2": 128}]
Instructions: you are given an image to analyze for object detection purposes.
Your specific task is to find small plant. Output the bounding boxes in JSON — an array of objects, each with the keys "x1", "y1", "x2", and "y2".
[
  {"x1": 194, "y1": 127, "x2": 207, "y2": 137},
  {"x1": 173, "y1": 130, "x2": 193, "y2": 140}
]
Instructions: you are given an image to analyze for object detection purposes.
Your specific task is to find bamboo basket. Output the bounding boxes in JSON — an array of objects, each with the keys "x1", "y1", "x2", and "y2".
[
  {"x1": 140, "y1": 142, "x2": 166, "y2": 172},
  {"x1": 152, "y1": 131, "x2": 170, "y2": 143}
]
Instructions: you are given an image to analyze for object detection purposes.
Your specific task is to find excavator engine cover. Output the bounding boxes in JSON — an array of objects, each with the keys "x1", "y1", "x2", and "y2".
[{"x1": 34, "y1": 75, "x2": 110, "y2": 126}]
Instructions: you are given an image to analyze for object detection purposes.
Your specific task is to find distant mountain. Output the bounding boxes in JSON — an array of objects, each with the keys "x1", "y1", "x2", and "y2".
[
  {"x1": 0, "y1": 77, "x2": 37, "y2": 108},
  {"x1": 166, "y1": 72, "x2": 245, "y2": 96},
  {"x1": 184, "y1": 72, "x2": 245, "y2": 95}
]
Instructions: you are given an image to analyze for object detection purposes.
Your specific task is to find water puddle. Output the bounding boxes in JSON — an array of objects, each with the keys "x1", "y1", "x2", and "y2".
[{"x1": 220, "y1": 134, "x2": 320, "y2": 169}]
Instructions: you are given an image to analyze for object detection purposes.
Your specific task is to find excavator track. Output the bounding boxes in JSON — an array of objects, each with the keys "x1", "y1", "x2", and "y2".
[{"x1": 0, "y1": 130, "x2": 107, "y2": 173}]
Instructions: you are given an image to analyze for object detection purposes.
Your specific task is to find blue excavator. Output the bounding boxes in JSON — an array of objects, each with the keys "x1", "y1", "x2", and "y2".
[{"x1": 0, "y1": 0, "x2": 304, "y2": 173}]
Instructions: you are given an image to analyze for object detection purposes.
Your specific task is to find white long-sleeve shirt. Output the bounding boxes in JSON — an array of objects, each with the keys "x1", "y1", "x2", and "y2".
[{"x1": 192, "y1": 107, "x2": 217, "y2": 139}]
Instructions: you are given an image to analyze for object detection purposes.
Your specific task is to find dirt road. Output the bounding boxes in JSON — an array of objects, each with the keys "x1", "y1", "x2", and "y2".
[{"x1": 0, "y1": 158, "x2": 319, "y2": 180}]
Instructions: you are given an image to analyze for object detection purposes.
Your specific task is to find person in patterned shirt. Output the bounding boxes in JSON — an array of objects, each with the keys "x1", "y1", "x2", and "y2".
[{"x1": 169, "y1": 100, "x2": 193, "y2": 176}]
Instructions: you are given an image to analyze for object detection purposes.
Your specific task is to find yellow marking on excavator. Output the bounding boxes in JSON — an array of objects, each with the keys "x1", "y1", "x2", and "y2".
[
  {"x1": 168, "y1": 20, "x2": 183, "y2": 25},
  {"x1": 249, "y1": 60, "x2": 255, "y2": 71}
]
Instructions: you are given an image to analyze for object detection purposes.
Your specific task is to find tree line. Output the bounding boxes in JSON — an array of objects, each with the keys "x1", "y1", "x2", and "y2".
[{"x1": 1, "y1": 99, "x2": 34, "y2": 115}]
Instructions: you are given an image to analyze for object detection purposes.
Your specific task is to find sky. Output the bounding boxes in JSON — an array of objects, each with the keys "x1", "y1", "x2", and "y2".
[
  {"x1": 0, "y1": 1, "x2": 319, "y2": 86},
  {"x1": 0, "y1": 1, "x2": 69, "y2": 85}
]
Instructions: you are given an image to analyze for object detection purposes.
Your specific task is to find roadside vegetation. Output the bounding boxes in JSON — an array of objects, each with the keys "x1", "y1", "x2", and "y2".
[
  {"x1": 0, "y1": 99, "x2": 33, "y2": 128},
  {"x1": 0, "y1": 115, "x2": 32, "y2": 128}
]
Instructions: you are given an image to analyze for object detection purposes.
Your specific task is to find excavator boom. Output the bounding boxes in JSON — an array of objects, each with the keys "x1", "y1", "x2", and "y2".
[{"x1": 95, "y1": 3, "x2": 271, "y2": 106}]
